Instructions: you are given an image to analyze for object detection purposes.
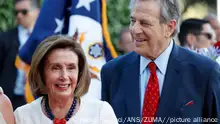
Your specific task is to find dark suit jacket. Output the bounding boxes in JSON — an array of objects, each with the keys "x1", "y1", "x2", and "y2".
[
  {"x1": 101, "y1": 43, "x2": 220, "y2": 124},
  {"x1": 0, "y1": 28, "x2": 26, "y2": 109}
]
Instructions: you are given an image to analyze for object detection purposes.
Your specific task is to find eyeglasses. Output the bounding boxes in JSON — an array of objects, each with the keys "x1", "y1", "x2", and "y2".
[
  {"x1": 14, "y1": 9, "x2": 29, "y2": 16},
  {"x1": 200, "y1": 32, "x2": 212, "y2": 40}
]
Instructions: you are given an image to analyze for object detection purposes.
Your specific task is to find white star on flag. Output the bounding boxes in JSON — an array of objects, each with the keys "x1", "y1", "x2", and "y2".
[
  {"x1": 90, "y1": 44, "x2": 102, "y2": 58},
  {"x1": 76, "y1": 0, "x2": 95, "y2": 11},
  {"x1": 54, "y1": 18, "x2": 64, "y2": 33}
]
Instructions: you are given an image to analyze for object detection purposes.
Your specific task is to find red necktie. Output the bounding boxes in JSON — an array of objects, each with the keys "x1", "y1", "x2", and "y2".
[{"x1": 142, "y1": 62, "x2": 160, "y2": 124}]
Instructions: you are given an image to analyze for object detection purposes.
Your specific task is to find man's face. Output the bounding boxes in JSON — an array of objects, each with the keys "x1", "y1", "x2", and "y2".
[
  {"x1": 194, "y1": 23, "x2": 213, "y2": 49},
  {"x1": 15, "y1": 0, "x2": 38, "y2": 29},
  {"x1": 119, "y1": 32, "x2": 135, "y2": 53},
  {"x1": 129, "y1": 0, "x2": 175, "y2": 60}
]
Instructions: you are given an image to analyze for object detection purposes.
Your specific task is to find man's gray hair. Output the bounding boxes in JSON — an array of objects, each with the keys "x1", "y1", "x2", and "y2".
[
  {"x1": 160, "y1": 0, "x2": 180, "y2": 36},
  {"x1": 130, "y1": 0, "x2": 181, "y2": 36}
]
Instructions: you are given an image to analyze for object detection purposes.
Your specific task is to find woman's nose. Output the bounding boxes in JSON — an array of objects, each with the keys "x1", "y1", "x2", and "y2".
[{"x1": 59, "y1": 70, "x2": 68, "y2": 81}]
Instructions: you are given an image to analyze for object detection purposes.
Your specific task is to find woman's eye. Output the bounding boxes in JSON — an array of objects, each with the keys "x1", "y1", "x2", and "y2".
[{"x1": 68, "y1": 66, "x2": 75, "y2": 70}]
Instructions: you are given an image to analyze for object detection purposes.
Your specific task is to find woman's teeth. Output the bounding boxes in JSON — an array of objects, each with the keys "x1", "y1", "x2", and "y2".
[{"x1": 55, "y1": 84, "x2": 70, "y2": 88}]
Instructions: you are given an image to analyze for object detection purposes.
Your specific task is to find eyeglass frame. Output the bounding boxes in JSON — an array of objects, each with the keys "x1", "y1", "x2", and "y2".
[
  {"x1": 199, "y1": 32, "x2": 213, "y2": 40},
  {"x1": 14, "y1": 9, "x2": 31, "y2": 16}
]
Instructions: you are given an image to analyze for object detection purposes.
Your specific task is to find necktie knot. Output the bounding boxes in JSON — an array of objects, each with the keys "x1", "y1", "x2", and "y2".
[{"x1": 148, "y1": 62, "x2": 157, "y2": 74}]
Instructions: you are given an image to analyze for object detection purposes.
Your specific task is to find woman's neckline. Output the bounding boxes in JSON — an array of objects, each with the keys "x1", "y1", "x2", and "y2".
[{"x1": 39, "y1": 97, "x2": 83, "y2": 122}]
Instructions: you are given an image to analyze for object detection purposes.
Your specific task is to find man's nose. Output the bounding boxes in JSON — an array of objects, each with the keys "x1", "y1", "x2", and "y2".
[
  {"x1": 17, "y1": 12, "x2": 23, "y2": 18},
  {"x1": 131, "y1": 22, "x2": 143, "y2": 34}
]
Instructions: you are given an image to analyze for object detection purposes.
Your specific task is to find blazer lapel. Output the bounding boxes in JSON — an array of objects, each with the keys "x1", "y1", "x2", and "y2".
[
  {"x1": 15, "y1": 28, "x2": 20, "y2": 46},
  {"x1": 156, "y1": 44, "x2": 187, "y2": 117},
  {"x1": 13, "y1": 28, "x2": 20, "y2": 47},
  {"x1": 120, "y1": 52, "x2": 141, "y2": 118}
]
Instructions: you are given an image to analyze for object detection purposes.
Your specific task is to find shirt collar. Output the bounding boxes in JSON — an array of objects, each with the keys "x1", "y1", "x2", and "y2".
[
  {"x1": 140, "y1": 40, "x2": 174, "y2": 75},
  {"x1": 18, "y1": 25, "x2": 32, "y2": 34}
]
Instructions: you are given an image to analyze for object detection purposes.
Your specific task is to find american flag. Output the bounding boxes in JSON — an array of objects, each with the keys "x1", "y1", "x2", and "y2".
[{"x1": 15, "y1": 0, "x2": 117, "y2": 102}]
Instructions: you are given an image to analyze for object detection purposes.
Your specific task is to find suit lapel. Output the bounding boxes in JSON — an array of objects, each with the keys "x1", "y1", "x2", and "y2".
[
  {"x1": 156, "y1": 44, "x2": 186, "y2": 117},
  {"x1": 12, "y1": 28, "x2": 20, "y2": 47},
  {"x1": 15, "y1": 28, "x2": 19, "y2": 46},
  {"x1": 121, "y1": 53, "x2": 141, "y2": 118}
]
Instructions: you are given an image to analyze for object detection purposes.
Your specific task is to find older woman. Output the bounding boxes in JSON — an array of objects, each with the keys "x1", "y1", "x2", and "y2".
[
  {"x1": 14, "y1": 35, "x2": 118, "y2": 124},
  {"x1": 0, "y1": 87, "x2": 15, "y2": 124}
]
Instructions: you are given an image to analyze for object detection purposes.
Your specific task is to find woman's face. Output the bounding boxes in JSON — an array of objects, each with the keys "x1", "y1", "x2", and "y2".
[{"x1": 44, "y1": 48, "x2": 79, "y2": 99}]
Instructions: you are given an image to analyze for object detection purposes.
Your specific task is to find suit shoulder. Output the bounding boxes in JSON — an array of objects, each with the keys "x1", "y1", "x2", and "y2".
[
  {"x1": 0, "y1": 28, "x2": 18, "y2": 42},
  {"x1": 179, "y1": 47, "x2": 217, "y2": 70},
  {"x1": 103, "y1": 52, "x2": 138, "y2": 69},
  {"x1": 0, "y1": 28, "x2": 17, "y2": 36}
]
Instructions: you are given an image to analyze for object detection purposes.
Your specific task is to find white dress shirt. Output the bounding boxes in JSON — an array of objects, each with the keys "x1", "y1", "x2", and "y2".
[
  {"x1": 139, "y1": 40, "x2": 173, "y2": 115},
  {"x1": 18, "y1": 25, "x2": 31, "y2": 49}
]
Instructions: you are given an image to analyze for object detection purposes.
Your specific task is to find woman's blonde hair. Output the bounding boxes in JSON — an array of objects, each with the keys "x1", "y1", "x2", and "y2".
[{"x1": 29, "y1": 35, "x2": 90, "y2": 98}]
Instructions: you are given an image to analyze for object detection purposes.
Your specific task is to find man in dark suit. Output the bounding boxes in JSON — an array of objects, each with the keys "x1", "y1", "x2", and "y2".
[
  {"x1": 0, "y1": 0, "x2": 39, "y2": 109},
  {"x1": 101, "y1": 0, "x2": 220, "y2": 123},
  {"x1": 178, "y1": 18, "x2": 214, "y2": 50}
]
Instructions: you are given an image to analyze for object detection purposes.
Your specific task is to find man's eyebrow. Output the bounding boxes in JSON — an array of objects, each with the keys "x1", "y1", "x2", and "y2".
[{"x1": 140, "y1": 19, "x2": 152, "y2": 23}]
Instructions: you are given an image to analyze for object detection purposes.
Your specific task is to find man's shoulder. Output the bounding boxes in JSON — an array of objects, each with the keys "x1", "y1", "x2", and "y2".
[
  {"x1": 0, "y1": 28, "x2": 18, "y2": 45},
  {"x1": 177, "y1": 46, "x2": 217, "y2": 71},
  {"x1": 0, "y1": 28, "x2": 18, "y2": 36},
  {"x1": 103, "y1": 52, "x2": 138, "y2": 70}
]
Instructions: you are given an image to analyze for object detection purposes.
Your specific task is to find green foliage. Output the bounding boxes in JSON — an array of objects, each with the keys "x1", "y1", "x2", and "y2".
[
  {"x1": 107, "y1": 0, "x2": 131, "y2": 52},
  {"x1": 0, "y1": 0, "x2": 16, "y2": 32}
]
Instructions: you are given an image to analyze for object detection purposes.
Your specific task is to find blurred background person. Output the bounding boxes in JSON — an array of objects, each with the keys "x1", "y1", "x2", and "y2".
[
  {"x1": 178, "y1": 18, "x2": 215, "y2": 50},
  {"x1": 0, "y1": 0, "x2": 40, "y2": 109},
  {"x1": 14, "y1": 35, "x2": 118, "y2": 124},
  {"x1": 204, "y1": 13, "x2": 220, "y2": 44},
  {"x1": 0, "y1": 87, "x2": 15, "y2": 124},
  {"x1": 118, "y1": 27, "x2": 135, "y2": 54}
]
